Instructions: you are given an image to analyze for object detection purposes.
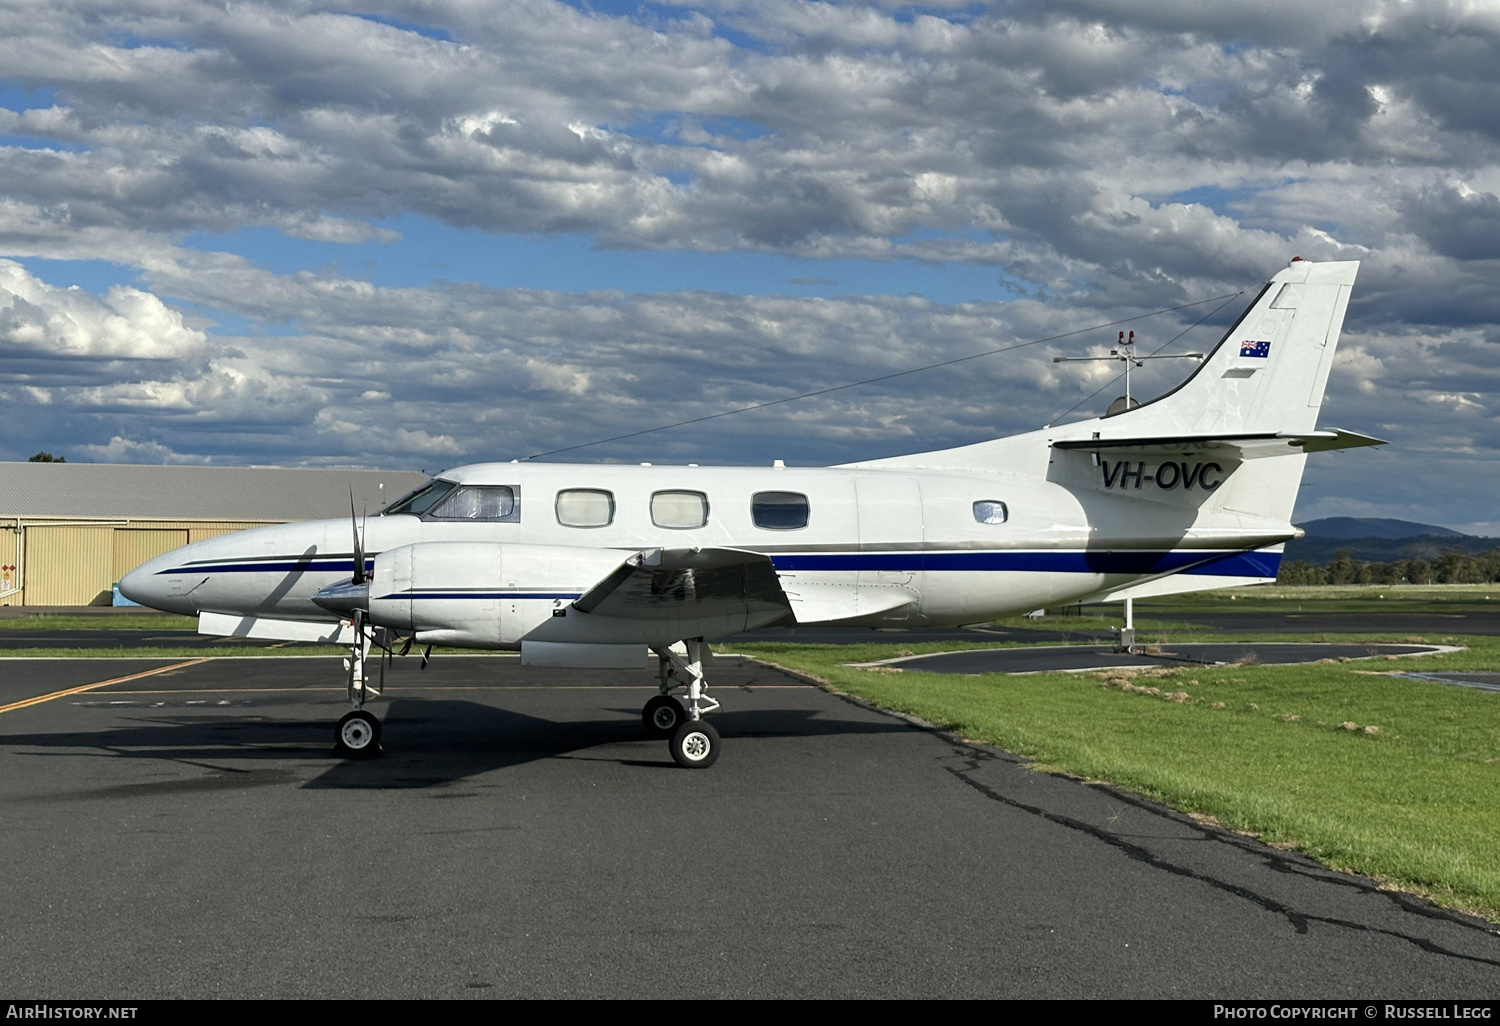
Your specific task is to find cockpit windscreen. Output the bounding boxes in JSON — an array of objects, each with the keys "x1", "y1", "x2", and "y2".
[{"x1": 380, "y1": 480, "x2": 457, "y2": 516}]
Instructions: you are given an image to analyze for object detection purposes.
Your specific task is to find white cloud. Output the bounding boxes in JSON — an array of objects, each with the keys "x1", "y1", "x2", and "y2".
[
  {"x1": 0, "y1": 0, "x2": 1497, "y2": 526},
  {"x1": 0, "y1": 259, "x2": 204, "y2": 359}
]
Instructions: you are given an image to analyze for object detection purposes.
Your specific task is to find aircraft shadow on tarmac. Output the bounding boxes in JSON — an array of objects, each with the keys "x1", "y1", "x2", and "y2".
[{"x1": 1, "y1": 698, "x2": 912, "y2": 795}]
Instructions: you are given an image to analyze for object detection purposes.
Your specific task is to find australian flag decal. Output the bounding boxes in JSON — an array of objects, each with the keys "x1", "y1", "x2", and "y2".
[{"x1": 1239, "y1": 339, "x2": 1271, "y2": 358}]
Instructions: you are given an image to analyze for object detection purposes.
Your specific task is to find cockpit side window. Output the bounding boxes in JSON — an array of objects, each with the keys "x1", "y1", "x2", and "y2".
[
  {"x1": 381, "y1": 480, "x2": 457, "y2": 516},
  {"x1": 427, "y1": 485, "x2": 521, "y2": 522}
]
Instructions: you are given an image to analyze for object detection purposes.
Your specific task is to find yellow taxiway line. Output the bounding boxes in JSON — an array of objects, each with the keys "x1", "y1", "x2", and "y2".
[{"x1": 0, "y1": 658, "x2": 211, "y2": 716}]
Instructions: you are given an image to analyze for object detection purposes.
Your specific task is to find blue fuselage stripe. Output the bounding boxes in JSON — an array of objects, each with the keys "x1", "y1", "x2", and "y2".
[
  {"x1": 164, "y1": 549, "x2": 1280, "y2": 581},
  {"x1": 768, "y1": 549, "x2": 1280, "y2": 577},
  {"x1": 392, "y1": 592, "x2": 581, "y2": 601},
  {"x1": 165, "y1": 558, "x2": 373, "y2": 575}
]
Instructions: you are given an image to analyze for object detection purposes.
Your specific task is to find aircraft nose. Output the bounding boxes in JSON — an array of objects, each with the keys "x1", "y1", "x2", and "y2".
[{"x1": 118, "y1": 550, "x2": 194, "y2": 614}]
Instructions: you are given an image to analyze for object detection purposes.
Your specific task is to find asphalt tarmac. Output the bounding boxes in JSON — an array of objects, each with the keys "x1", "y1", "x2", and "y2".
[
  {"x1": 0, "y1": 622, "x2": 1110, "y2": 650},
  {"x1": 1, "y1": 655, "x2": 1496, "y2": 999},
  {"x1": 5, "y1": 606, "x2": 1497, "y2": 651}
]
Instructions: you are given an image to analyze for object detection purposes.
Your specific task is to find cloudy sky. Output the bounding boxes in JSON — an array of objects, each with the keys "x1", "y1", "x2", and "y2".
[{"x1": 2, "y1": 0, "x2": 1498, "y2": 530}]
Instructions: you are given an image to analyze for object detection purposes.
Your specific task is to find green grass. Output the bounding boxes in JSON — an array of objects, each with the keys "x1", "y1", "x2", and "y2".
[
  {"x1": 0, "y1": 613, "x2": 200, "y2": 630},
  {"x1": 737, "y1": 637, "x2": 1500, "y2": 921},
  {"x1": 1133, "y1": 582, "x2": 1500, "y2": 616}
]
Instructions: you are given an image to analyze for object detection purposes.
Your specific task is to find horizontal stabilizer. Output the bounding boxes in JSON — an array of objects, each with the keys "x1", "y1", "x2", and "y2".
[{"x1": 1051, "y1": 428, "x2": 1384, "y2": 460}]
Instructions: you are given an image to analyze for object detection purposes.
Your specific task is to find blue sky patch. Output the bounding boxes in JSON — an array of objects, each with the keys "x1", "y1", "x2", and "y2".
[
  {"x1": 181, "y1": 216, "x2": 1026, "y2": 306},
  {"x1": 0, "y1": 82, "x2": 56, "y2": 111},
  {"x1": 347, "y1": 13, "x2": 456, "y2": 43},
  {"x1": 11, "y1": 257, "x2": 142, "y2": 295}
]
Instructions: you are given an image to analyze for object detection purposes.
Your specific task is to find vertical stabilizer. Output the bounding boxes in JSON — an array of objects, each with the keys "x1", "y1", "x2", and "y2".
[{"x1": 1115, "y1": 258, "x2": 1358, "y2": 437}]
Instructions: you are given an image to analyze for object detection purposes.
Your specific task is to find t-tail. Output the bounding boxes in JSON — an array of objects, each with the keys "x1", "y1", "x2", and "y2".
[{"x1": 855, "y1": 257, "x2": 1382, "y2": 597}]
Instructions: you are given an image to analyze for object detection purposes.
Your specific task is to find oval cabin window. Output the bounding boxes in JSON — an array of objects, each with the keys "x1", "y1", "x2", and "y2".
[
  {"x1": 751, "y1": 491, "x2": 810, "y2": 530},
  {"x1": 556, "y1": 489, "x2": 615, "y2": 528},
  {"x1": 972, "y1": 500, "x2": 1008, "y2": 525},
  {"x1": 651, "y1": 490, "x2": 709, "y2": 529}
]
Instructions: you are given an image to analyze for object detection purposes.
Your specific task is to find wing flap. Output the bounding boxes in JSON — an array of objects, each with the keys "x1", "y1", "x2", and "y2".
[
  {"x1": 778, "y1": 580, "x2": 918, "y2": 624},
  {"x1": 572, "y1": 547, "x2": 792, "y2": 622}
]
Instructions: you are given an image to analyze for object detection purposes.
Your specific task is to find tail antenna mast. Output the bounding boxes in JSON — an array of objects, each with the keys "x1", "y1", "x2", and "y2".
[{"x1": 1053, "y1": 331, "x2": 1205, "y2": 408}]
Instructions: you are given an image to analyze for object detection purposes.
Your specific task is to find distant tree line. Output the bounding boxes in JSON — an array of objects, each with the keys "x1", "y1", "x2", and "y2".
[{"x1": 1277, "y1": 549, "x2": 1500, "y2": 585}]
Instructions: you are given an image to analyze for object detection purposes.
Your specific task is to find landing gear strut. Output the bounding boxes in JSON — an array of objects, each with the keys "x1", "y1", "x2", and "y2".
[
  {"x1": 647, "y1": 638, "x2": 721, "y2": 768},
  {"x1": 1115, "y1": 597, "x2": 1137, "y2": 654},
  {"x1": 334, "y1": 609, "x2": 386, "y2": 758}
]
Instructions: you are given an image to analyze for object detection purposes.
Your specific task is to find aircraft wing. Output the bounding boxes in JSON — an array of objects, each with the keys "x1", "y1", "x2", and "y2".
[
  {"x1": 572, "y1": 547, "x2": 793, "y2": 622},
  {"x1": 571, "y1": 547, "x2": 913, "y2": 625},
  {"x1": 1050, "y1": 428, "x2": 1384, "y2": 460}
]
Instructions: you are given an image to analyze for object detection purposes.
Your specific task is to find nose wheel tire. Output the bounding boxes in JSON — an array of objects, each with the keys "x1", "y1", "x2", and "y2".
[
  {"x1": 669, "y1": 719, "x2": 720, "y2": 769},
  {"x1": 335, "y1": 710, "x2": 382, "y2": 758},
  {"x1": 642, "y1": 695, "x2": 688, "y2": 737}
]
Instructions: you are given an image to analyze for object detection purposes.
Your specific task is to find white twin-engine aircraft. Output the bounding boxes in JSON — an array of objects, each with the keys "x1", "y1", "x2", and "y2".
[{"x1": 121, "y1": 258, "x2": 1380, "y2": 768}]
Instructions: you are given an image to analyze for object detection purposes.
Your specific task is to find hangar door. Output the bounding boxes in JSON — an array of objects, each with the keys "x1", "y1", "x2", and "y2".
[
  {"x1": 113, "y1": 529, "x2": 190, "y2": 583},
  {"x1": 24, "y1": 526, "x2": 116, "y2": 605}
]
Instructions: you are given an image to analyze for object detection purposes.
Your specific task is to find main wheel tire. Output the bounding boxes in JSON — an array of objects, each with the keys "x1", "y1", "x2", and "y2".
[
  {"x1": 669, "y1": 719, "x2": 720, "y2": 769},
  {"x1": 335, "y1": 710, "x2": 382, "y2": 758},
  {"x1": 642, "y1": 695, "x2": 687, "y2": 737}
]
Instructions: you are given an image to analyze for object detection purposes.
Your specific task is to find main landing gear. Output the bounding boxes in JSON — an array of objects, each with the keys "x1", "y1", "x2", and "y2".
[
  {"x1": 334, "y1": 610, "x2": 386, "y2": 759},
  {"x1": 647, "y1": 638, "x2": 722, "y2": 769}
]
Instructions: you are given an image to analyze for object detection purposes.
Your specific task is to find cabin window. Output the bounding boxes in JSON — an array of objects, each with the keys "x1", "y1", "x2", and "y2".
[
  {"x1": 556, "y1": 489, "x2": 615, "y2": 528},
  {"x1": 651, "y1": 490, "x2": 709, "y2": 529},
  {"x1": 752, "y1": 491, "x2": 810, "y2": 530},
  {"x1": 429, "y1": 485, "x2": 520, "y2": 522},
  {"x1": 381, "y1": 479, "x2": 457, "y2": 516},
  {"x1": 972, "y1": 500, "x2": 1008, "y2": 525}
]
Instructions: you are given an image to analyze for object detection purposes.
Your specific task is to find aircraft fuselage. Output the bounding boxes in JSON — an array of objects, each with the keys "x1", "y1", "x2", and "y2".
[{"x1": 123, "y1": 458, "x2": 1288, "y2": 647}]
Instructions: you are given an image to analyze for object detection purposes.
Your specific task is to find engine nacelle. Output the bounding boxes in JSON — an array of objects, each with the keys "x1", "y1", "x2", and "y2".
[{"x1": 366, "y1": 541, "x2": 629, "y2": 649}]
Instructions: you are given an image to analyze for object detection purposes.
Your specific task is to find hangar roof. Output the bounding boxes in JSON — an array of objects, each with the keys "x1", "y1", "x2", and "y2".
[{"x1": 0, "y1": 463, "x2": 432, "y2": 521}]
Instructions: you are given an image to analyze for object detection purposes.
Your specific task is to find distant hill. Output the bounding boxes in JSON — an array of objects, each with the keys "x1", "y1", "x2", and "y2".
[
  {"x1": 1298, "y1": 517, "x2": 1465, "y2": 539},
  {"x1": 1285, "y1": 518, "x2": 1496, "y2": 564}
]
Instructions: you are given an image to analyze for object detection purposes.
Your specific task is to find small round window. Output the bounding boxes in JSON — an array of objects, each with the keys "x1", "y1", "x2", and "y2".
[{"x1": 973, "y1": 500, "x2": 1008, "y2": 525}]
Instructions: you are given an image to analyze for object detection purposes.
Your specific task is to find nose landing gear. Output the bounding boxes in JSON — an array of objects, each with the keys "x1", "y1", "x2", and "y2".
[{"x1": 333, "y1": 609, "x2": 386, "y2": 758}]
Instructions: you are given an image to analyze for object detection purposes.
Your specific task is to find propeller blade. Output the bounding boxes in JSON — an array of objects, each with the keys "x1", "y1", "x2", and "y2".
[{"x1": 349, "y1": 487, "x2": 367, "y2": 585}]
